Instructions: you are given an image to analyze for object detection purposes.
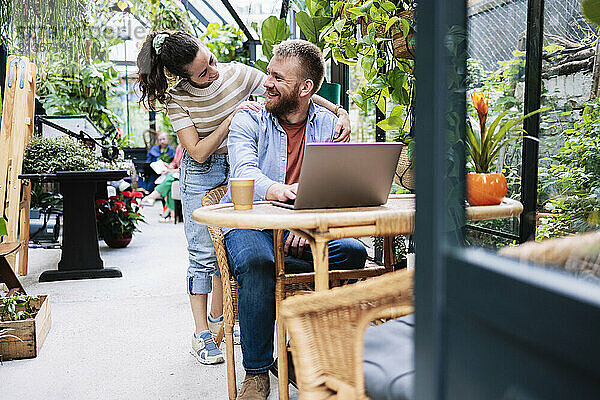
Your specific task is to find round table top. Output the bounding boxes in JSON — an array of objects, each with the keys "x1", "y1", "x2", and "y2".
[{"x1": 193, "y1": 195, "x2": 523, "y2": 232}]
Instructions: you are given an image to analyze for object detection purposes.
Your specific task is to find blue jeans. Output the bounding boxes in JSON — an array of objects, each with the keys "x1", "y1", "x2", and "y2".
[
  {"x1": 180, "y1": 152, "x2": 228, "y2": 295},
  {"x1": 225, "y1": 229, "x2": 367, "y2": 373}
]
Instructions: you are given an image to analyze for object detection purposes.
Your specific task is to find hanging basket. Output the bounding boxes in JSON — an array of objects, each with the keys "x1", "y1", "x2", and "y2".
[
  {"x1": 394, "y1": 145, "x2": 414, "y2": 190},
  {"x1": 392, "y1": 10, "x2": 416, "y2": 60}
]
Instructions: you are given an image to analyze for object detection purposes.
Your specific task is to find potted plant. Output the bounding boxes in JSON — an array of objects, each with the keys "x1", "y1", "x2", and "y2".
[
  {"x1": 0, "y1": 294, "x2": 51, "y2": 360},
  {"x1": 466, "y1": 92, "x2": 548, "y2": 205},
  {"x1": 252, "y1": 6, "x2": 341, "y2": 103},
  {"x1": 95, "y1": 191, "x2": 145, "y2": 248}
]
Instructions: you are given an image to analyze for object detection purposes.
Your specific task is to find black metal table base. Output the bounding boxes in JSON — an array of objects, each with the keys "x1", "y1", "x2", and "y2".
[
  {"x1": 39, "y1": 267, "x2": 122, "y2": 282},
  {"x1": 19, "y1": 171, "x2": 128, "y2": 283}
]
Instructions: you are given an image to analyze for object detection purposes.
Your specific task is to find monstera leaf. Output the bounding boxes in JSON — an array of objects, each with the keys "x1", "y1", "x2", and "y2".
[{"x1": 260, "y1": 16, "x2": 290, "y2": 60}]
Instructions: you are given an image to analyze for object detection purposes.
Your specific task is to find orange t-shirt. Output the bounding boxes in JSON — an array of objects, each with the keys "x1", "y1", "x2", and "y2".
[{"x1": 280, "y1": 119, "x2": 307, "y2": 185}]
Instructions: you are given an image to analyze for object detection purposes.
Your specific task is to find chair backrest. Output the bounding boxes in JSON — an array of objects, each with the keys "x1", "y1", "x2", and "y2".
[
  {"x1": 142, "y1": 129, "x2": 158, "y2": 151},
  {"x1": 0, "y1": 56, "x2": 37, "y2": 275},
  {"x1": 201, "y1": 186, "x2": 231, "y2": 282}
]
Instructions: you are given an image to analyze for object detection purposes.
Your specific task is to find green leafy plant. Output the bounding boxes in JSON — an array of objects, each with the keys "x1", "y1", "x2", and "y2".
[
  {"x1": 1, "y1": 294, "x2": 39, "y2": 322},
  {"x1": 252, "y1": 16, "x2": 291, "y2": 72},
  {"x1": 466, "y1": 92, "x2": 549, "y2": 173},
  {"x1": 95, "y1": 191, "x2": 145, "y2": 240},
  {"x1": 131, "y1": 0, "x2": 194, "y2": 33},
  {"x1": 318, "y1": 0, "x2": 416, "y2": 138},
  {"x1": 295, "y1": 0, "x2": 333, "y2": 52},
  {"x1": 23, "y1": 137, "x2": 103, "y2": 174},
  {"x1": 583, "y1": 0, "x2": 600, "y2": 26},
  {"x1": 37, "y1": 59, "x2": 122, "y2": 135},
  {"x1": 0, "y1": 0, "x2": 88, "y2": 66},
  {"x1": 0, "y1": 217, "x2": 7, "y2": 237},
  {"x1": 201, "y1": 23, "x2": 247, "y2": 63},
  {"x1": 537, "y1": 99, "x2": 600, "y2": 239}
]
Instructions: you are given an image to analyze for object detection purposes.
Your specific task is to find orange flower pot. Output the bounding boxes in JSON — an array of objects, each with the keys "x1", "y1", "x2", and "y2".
[{"x1": 466, "y1": 173, "x2": 507, "y2": 206}]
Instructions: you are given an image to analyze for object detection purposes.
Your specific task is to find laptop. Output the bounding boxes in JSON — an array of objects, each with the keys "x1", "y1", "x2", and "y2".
[{"x1": 271, "y1": 143, "x2": 403, "y2": 210}]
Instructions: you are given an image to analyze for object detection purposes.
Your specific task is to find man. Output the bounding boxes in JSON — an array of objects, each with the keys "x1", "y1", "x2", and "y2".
[{"x1": 222, "y1": 39, "x2": 367, "y2": 400}]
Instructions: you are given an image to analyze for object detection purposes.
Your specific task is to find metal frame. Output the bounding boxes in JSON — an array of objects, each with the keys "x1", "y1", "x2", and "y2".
[{"x1": 520, "y1": 0, "x2": 545, "y2": 243}]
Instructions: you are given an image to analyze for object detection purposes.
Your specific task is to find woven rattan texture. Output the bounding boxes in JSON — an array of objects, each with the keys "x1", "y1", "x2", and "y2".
[{"x1": 280, "y1": 269, "x2": 414, "y2": 400}]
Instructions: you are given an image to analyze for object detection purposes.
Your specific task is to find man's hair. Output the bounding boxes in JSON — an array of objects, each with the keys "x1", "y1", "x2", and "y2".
[{"x1": 272, "y1": 39, "x2": 325, "y2": 94}]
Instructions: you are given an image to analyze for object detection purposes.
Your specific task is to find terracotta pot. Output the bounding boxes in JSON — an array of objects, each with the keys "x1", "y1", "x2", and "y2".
[
  {"x1": 466, "y1": 173, "x2": 507, "y2": 206},
  {"x1": 104, "y1": 234, "x2": 132, "y2": 248}
]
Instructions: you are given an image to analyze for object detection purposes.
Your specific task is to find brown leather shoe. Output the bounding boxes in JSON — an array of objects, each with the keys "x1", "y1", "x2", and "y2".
[{"x1": 237, "y1": 372, "x2": 270, "y2": 400}]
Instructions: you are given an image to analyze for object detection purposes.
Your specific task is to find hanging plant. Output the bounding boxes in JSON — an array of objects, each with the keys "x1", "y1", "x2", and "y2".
[{"x1": 0, "y1": 0, "x2": 89, "y2": 66}]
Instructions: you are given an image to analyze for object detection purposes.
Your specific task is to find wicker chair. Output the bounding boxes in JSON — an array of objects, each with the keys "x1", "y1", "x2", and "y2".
[
  {"x1": 499, "y1": 230, "x2": 600, "y2": 281},
  {"x1": 201, "y1": 185, "x2": 397, "y2": 400},
  {"x1": 279, "y1": 269, "x2": 414, "y2": 400}
]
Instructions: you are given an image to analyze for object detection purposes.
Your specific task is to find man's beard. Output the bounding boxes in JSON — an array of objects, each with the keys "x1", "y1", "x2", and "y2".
[{"x1": 265, "y1": 85, "x2": 301, "y2": 118}]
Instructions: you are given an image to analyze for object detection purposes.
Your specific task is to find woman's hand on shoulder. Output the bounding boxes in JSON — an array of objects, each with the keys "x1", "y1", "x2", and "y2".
[
  {"x1": 333, "y1": 109, "x2": 351, "y2": 142},
  {"x1": 234, "y1": 101, "x2": 263, "y2": 114}
]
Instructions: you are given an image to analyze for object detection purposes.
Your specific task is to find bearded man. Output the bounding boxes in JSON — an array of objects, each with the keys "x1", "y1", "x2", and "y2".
[{"x1": 221, "y1": 39, "x2": 367, "y2": 400}]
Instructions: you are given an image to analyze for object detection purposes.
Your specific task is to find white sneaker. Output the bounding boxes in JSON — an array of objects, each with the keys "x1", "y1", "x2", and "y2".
[
  {"x1": 191, "y1": 331, "x2": 224, "y2": 365},
  {"x1": 208, "y1": 315, "x2": 241, "y2": 345}
]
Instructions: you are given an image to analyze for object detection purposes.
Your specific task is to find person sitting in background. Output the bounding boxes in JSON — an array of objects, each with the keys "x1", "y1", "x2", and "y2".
[
  {"x1": 142, "y1": 143, "x2": 184, "y2": 223},
  {"x1": 142, "y1": 131, "x2": 176, "y2": 192}
]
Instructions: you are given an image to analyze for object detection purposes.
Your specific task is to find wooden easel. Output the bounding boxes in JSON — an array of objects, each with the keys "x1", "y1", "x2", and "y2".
[{"x1": 0, "y1": 56, "x2": 37, "y2": 276}]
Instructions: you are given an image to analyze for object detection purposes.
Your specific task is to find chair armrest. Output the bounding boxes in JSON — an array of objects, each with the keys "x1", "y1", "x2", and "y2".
[{"x1": 280, "y1": 269, "x2": 413, "y2": 400}]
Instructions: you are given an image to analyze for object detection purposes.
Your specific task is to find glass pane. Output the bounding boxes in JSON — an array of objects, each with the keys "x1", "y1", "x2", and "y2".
[{"x1": 465, "y1": 0, "x2": 600, "y2": 280}]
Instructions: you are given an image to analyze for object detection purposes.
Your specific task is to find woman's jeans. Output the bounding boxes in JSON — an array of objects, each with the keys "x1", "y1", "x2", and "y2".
[
  {"x1": 180, "y1": 152, "x2": 228, "y2": 295},
  {"x1": 224, "y1": 229, "x2": 367, "y2": 373}
]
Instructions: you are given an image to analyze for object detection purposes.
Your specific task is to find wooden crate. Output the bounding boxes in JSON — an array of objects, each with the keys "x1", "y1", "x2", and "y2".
[{"x1": 0, "y1": 295, "x2": 51, "y2": 360}]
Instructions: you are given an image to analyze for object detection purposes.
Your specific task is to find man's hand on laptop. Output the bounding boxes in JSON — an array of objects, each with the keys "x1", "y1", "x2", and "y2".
[
  {"x1": 266, "y1": 183, "x2": 298, "y2": 202},
  {"x1": 285, "y1": 232, "x2": 308, "y2": 258}
]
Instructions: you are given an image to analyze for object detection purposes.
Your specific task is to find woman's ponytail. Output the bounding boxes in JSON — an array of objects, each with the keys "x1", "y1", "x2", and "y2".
[{"x1": 137, "y1": 31, "x2": 200, "y2": 110}]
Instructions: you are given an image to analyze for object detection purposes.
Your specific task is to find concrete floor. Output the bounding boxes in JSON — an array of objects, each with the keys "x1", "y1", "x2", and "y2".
[{"x1": 1, "y1": 204, "x2": 297, "y2": 400}]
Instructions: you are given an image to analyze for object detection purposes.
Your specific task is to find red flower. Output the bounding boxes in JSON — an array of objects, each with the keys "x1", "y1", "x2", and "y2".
[
  {"x1": 121, "y1": 191, "x2": 132, "y2": 197},
  {"x1": 114, "y1": 201, "x2": 127, "y2": 210},
  {"x1": 470, "y1": 92, "x2": 489, "y2": 141},
  {"x1": 111, "y1": 205, "x2": 121, "y2": 212},
  {"x1": 95, "y1": 199, "x2": 107, "y2": 206},
  {"x1": 130, "y1": 199, "x2": 138, "y2": 205},
  {"x1": 109, "y1": 195, "x2": 120, "y2": 201},
  {"x1": 130, "y1": 191, "x2": 144, "y2": 198}
]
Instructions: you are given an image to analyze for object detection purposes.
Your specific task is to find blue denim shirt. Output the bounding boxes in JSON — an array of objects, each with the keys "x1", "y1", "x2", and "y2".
[{"x1": 221, "y1": 101, "x2": 338, "y2": 203}]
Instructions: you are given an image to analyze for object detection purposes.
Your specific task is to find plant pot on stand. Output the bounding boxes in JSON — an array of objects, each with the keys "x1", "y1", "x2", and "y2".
[
  {"x1": 466, "y1": 172, "x2": 507, "y2": 206},
  {"x1": 104, "y1": 233, "x2": 132, "y2": 249}
]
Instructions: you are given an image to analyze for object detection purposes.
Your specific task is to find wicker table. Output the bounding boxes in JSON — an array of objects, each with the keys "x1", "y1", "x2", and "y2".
[
  {"x1": 193, "y1": 194, "x2": 522, "y2": 399},
  {"x1": 193, "y1": 195, "x2": 523, "y2": 292}
]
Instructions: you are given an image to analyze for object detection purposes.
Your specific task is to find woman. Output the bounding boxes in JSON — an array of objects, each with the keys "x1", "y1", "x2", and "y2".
[
  {"x1": 136, "y1": 31, "x2": 352, "y2": 365},
  {"x1": 141, "y1": 143, "x2": 184, "y2": 223},
  {"x1": 143, "y1": 131, "x2": 175, "y2": 193}
]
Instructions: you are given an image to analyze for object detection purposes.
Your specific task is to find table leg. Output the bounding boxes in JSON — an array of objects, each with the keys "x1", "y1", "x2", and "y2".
[
  {"x1": 311, "y1": 236, "x2": 330, "y2": 292},
  {"x1": 274, "y1": 229, "x2": 289, "y2": 400},
  {"x1": 39, "y1": 179, "x2": 121, "y2": 282}
]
